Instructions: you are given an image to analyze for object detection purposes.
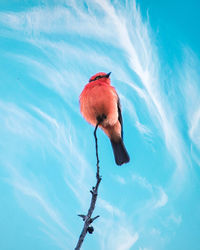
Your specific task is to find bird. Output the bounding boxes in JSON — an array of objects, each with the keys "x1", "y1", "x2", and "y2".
[{"x1": 79, "y1": 72, "x2": 130, "y2": 166}]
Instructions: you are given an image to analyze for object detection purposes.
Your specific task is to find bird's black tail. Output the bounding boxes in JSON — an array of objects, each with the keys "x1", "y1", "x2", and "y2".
[{"x1": 111, "y1": 139, "x2": 130, "y2": 166}]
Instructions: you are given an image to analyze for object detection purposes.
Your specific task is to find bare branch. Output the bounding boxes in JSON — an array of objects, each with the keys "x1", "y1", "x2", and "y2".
[{"x1": 74, "y1": 120, "x2": 102, "y2": 250}]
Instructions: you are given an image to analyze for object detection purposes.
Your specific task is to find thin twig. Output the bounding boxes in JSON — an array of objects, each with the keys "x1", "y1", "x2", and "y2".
[{"x1": 74, "y1": 121, "x2": 102, "y2": 250}]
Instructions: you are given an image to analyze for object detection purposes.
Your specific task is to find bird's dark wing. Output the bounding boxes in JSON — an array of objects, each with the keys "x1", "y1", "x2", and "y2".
[{"x1": 117, "y1": 97, "x2": 123, "y2": 139}]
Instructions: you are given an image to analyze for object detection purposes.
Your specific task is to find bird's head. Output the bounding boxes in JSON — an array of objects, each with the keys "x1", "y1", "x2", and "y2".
[{"x1": 89, "y1": 72, "x2": 111, "y2": 84}]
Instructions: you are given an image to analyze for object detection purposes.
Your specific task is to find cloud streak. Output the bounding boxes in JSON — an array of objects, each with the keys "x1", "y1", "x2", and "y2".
[{"x1": 132, "y1": 174, "x2": 168, "y2": 209}]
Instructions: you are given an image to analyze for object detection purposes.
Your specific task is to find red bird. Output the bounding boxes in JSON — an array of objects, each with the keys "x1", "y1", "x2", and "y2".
[{"x1": 79, "y1": 72, "x2": 130, "y2": 165}]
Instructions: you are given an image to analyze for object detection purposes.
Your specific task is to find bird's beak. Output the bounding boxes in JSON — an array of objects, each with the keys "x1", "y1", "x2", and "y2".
[{"x1": 105, "y1": 72, "x2": 111, "y2": 78}]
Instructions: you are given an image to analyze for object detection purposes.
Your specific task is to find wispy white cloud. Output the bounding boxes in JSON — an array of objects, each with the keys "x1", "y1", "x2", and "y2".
[
  {"x1": 154, "y1": 188, "x2": 168, "y2": 209},
  {"x1": 115, "y1": 231, "x2": 139, "y2": 250},
  {"x1": 168, "y1": 213, "x2": 182, "y2": 226},
  {"x1": 121, "y1": 95, "x2": 152, "y2": 137},
  {"x1": 0, "y1": 101, "x2": 41, "y2": 140},
  {"x1": 181, "y1": 48, "x2": 200, "y2": 151},
  {"x1": 189, "y1": 108, "x2": 200, "y2": 148},
  {"x1": 98, "y1": 218, "x2": 139, "y2": 250},
  {"x1": 113, "y1": 175, "x2": 126, "y2": 185},
  {"x1": 98, "y1": 198, "x2": 125, "y2": 217},
  {"x1": 132, "y1": 174, "x2": 168, "y2": 209},
  {"x1": 139, "y1": 248, "x2": 151, "y2": 250},
  {"x1": 132, "y1": 174, "x2": 153, "y2": 193}
]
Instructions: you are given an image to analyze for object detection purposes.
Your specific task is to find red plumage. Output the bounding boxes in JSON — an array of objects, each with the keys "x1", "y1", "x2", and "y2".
[{"x1": 79, "y1": 72, "x2": 130, "y2": 165}]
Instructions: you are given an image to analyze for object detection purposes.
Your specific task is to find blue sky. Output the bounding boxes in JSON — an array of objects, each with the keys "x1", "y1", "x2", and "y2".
[{"x1": 0, "y1": 0, "x2": 200, "y2": 249}]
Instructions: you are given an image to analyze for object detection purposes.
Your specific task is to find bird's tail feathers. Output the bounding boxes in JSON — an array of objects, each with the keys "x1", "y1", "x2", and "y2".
[{"x1": 111, "y1": 139, "x2": 130, "y2": 166}]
